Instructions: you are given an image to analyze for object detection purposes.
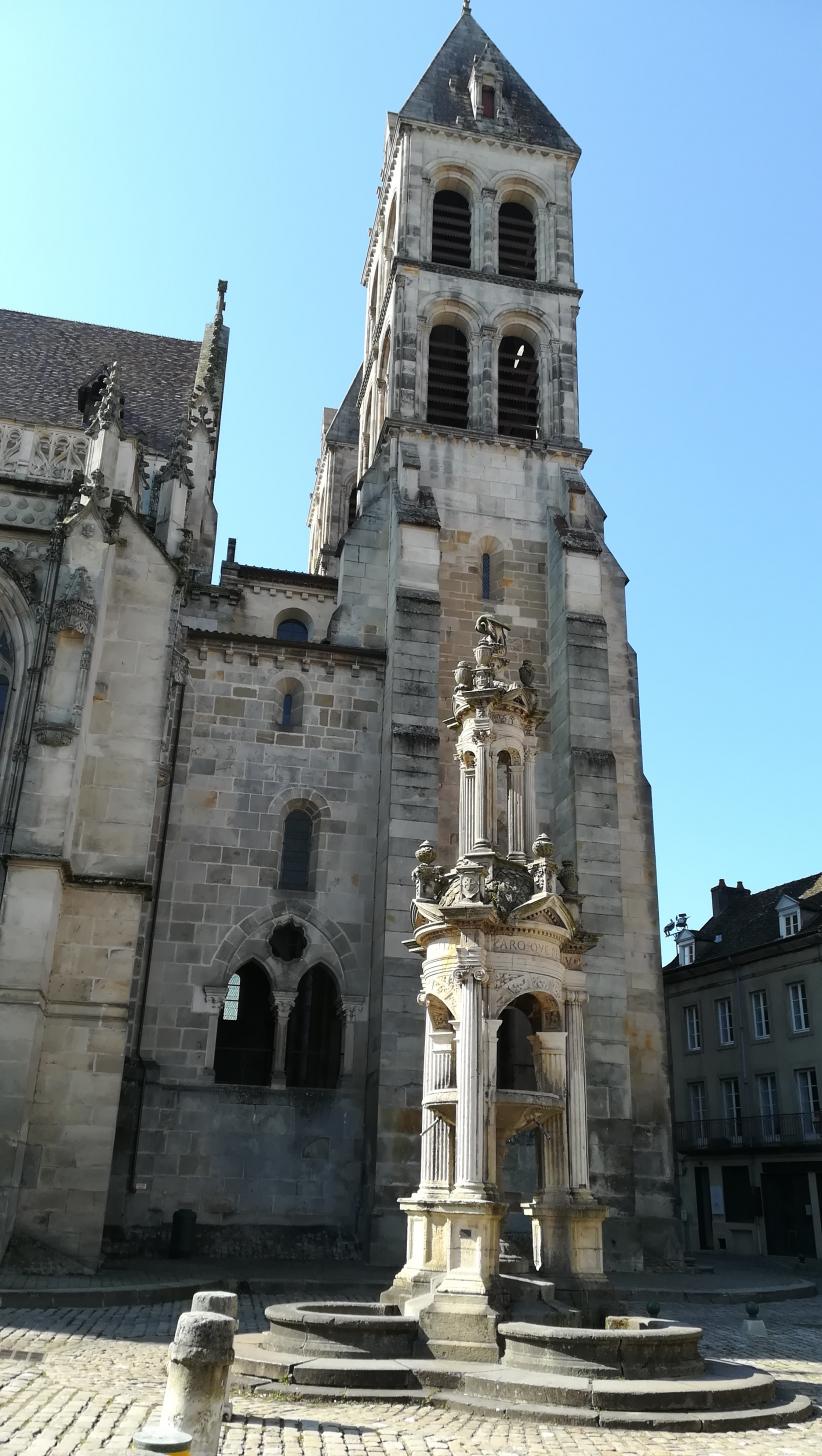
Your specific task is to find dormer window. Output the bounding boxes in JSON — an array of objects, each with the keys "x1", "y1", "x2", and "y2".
[
  {"x1": 677, "y1": 934, "x2": 696, "y2": 968},
  {"x1": 469, "y1": 47, "x2": 503, "y2": 124},
  {"x1": 482, "y1": 85, "x2": 496, "y2": 119},
  {"x1": 777, "y1": 894, "x2": 802, "y2": 939}
]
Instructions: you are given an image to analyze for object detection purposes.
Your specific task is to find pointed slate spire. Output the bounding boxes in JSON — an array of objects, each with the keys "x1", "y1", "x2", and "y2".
[{"x1": 399, "y1": 12, "x2": 578, "y2": 154}]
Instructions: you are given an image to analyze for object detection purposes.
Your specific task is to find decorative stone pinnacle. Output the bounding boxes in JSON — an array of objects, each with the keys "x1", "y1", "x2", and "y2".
[
  {"x1": 532, "y1": 833, "x2": 554, "y2": 860},
  {"x1": 463, "y1": 0, "x2": 470, "y2": 11},
  {"x1": 416, "y1": 840, "x2": 437, "y2": 866},
  {"x1": 216, "y1": 279, "x2": 228, "y2": 321}
]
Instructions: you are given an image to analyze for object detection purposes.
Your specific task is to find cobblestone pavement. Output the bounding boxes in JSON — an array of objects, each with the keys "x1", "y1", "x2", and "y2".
[{"x1": 0, "y1": 1291, "x2": 820, "y2": 1456}]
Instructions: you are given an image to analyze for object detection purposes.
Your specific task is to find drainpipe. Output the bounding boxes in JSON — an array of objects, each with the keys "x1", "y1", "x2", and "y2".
[{"x1": 126, "y1": 598, "x2": 188, "y2": 1192}]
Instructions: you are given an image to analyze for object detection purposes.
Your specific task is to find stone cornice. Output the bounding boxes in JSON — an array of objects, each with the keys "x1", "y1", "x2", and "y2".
[
  {"x1": 380, "y1": 417, "x2": 590, "y2": 466},
  {"x1": 186, "y1": 628, "x2": 386, "y2": 667},
  {"x1": 2, "y1": 852, "x2": 153, "y2": 897},
  {"x1": 396, "y1": 116, "x2": 580, "y2": 168},
  {"x1": 405, "y1": 256, "x2": 581, "y2": 299}
]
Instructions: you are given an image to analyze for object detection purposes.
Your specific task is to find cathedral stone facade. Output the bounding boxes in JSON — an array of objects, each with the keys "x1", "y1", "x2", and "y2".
[{"x1": 0, "y1": 9, "x2": 678, "y2": 1271}]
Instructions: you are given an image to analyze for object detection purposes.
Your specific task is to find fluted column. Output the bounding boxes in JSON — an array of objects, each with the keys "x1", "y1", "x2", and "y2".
[
  {"x1": 473, "y1": 734, "x2": 491, "y2": 850},
  {"x1": 270, "y1": 993, "x2": 297, "y2": 1087},
  {"x1": 565, "y1": 991, "x2": 590, "y2": 1190},
  {"x1": 508, "y1": 758, "x2": 525, "y2": 860},
  {"x1": 459, "y1": 757, "x2": 475, "y2": 858},
  {"x1": 419, "y1": 1005, "x2": 454, "y2": 1194},
  {"x1": 483, "y1": 1017, "x2": 502, "y2": 1193},
  {"x1": 530, "y1": 1031, "x2": 568, "y2": 1193},
  {"x1": 523, "y1": 747, "x2": 537, "y2": 852},
  {"x1": 453, "y1": 962, "x2": 487, "y2": 1196}
]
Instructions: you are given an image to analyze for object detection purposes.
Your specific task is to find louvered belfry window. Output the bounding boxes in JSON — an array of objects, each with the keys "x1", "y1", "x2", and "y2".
[
  {"x1": 280, "y1": 809, "x2": 313, "y2": 890},
  {"x1": 432, "y1": 190, "x2": 471, "y2": 268},
  {"x1": 427, "y1": 325, "x2": 470, "y2": 429},
  {"x1": 498, "y1": 337, "x2": 539, "y2": 440},
  {"x1": 499, "y1": 201, "x2": 537, "y2": 280}
]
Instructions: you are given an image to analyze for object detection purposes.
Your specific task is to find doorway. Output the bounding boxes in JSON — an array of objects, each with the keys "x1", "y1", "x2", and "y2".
[{"x1": 694, "y1": 1165, "x2": 714, "y2": 1250}]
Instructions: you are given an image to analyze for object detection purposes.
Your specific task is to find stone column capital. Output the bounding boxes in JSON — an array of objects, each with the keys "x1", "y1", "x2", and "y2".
[{"x1": 565, "y1": 989, "x2": 588, "y2": 1008}]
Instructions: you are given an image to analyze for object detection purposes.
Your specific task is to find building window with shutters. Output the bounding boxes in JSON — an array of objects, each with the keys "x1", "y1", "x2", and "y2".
[
  {"x1": 750, "y1": 988, "x2": 770, "y2": 1041},
  {"x1": 789, "y1": 981, "x2": 810, "y2": 1033},
  {"x1": 720, "y1": 1076, "x2": 742, "y2": 1142},
  {"x1": 716, "y1": 996, "x2": 735, "y2": 1047},
  {"x1": 280, "y1": 809, "x2": 314, "y2": 891},
  {"x1": 756, "y1": 1072, "x2": 779, "y2": 1142},
  {"x1": 684, "y1": 1003, "x2": 701, "y2": 1052},
  {"x1": 687, "y1": 1081, "x2": 707, "y2": 1145},
  {"x1": 795, "y1": 1067, "x2": 821, "y2": 1140}
]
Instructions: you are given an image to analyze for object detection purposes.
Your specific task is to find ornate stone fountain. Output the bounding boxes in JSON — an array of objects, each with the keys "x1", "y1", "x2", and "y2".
[
  {"x1": 381, "y1": 616, "x2": 606, "y2": 1357},
  {"x1": 235, "y1": 620, "x2": 815, "y2": 1426}
]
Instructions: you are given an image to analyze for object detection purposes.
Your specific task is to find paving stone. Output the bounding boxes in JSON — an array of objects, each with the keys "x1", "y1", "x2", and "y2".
[{"x1": 0, "y1": 1291, "x2": 820, "y2": 1453}]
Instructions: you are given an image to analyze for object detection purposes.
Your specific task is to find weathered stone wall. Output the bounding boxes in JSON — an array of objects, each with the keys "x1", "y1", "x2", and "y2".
[{"x1": 114, "y1": 606, "x2": 386, "y2": 1245}]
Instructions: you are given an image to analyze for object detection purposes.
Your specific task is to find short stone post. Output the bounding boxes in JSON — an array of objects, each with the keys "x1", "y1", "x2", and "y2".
[
  {"x1": 132, "y1": 1426, "x2": 191, "y2": 1455},
  {"x1": 160, "y1": 1311, "x2": 235, "y2": 1456},
  {"x1": 190, "y1": 1291, "x2": 238, "y2": 1420}
]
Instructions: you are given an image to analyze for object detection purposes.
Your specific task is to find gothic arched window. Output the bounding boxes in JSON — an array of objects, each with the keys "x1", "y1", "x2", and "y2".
[
  {"x1": 0, "y1": 625, "x2": 14, "y2": 753},
  {"x1": 427, "y1": 324, "x2": 469, "y2": 429},
  {"x1": 432, "y1": 190, "x2": 471, "y2": 269},
  {"x1": 276, "y1": 617, "x2": 309, "y2": 643},
  {"x1": 280, "y1": 809, "x2": 313, "y2": 890},
  {"x1": 347, "y1": 486, "x2": 359, "y2": 529},
  {"x1": 282, "y1": 693, "x2": 294, "y2": 729},
  {"x1": 498, "y1": 337, "x2": 540, "y2": 441},
  {"x1": 499, "y1": 201, "x2": 537, "y2": 280},
  {"x1": 285, "y1": 964, "x2": 342, "y2": 1089},
  {"x1": 213, "y1": 963, "x2": 275, "y2": 1086}
]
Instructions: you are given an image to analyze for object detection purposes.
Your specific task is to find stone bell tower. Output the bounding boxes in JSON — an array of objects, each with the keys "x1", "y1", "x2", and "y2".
[{"x1": 316, "y1": 3, "x2": 678, "y2": 1272}]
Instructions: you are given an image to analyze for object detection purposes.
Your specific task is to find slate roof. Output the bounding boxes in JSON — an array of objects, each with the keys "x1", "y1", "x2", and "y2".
[
  {"x1": 0, "y1": 308, "x2": 208, "y2": 456},
  {"x1": 665, "y1": 873, "x2": 822, "y2": 970},
  {"x1": 400, "y1": 11, "x2": 578, "y2": 154},
  {"x1": 325, "y1": 368, "x2": 362, "y2": 447}
]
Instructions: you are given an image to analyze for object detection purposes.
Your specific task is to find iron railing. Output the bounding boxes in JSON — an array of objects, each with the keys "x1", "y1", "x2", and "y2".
[{"x1": 675, "y1": 1113, "x2": 822, "y2": 1152}]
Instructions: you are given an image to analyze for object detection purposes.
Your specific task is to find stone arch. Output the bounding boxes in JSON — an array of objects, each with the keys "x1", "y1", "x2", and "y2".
[
  {"x1": 207, "y1": 905, "x2": 357, "y2": 1000},
  {"x1": 427, "y1": 163, "x2": 481, "y2": 270},
  {"x1": 274, "y1": 607, "x2": 313, "y2": 642}
]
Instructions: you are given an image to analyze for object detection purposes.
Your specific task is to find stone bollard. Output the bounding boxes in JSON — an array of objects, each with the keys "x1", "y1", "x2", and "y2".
[
  {"x1": 190, "y1": 1291, "x2": 239, "y2": 1420},
  {"x1": 132, "y1": 1425, "x2": 192, "y2": 1454},
  {"x1": 743, "y1": 1300, "x2": 767, "y2": 1338},
  {"x1": 160, "y1": 1311, "x2": 234, "y2": 1456}
]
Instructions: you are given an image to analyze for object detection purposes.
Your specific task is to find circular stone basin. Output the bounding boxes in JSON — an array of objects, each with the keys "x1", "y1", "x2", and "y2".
[
  {"x1": 499, "y1": 1316, "x2": 704, "y2": 1379},
  {"x1": 265, "y1": 1301, "x2": 418, "y2": 1359}
]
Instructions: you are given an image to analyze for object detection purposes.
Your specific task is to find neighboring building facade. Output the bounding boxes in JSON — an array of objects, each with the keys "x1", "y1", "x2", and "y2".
[
  {"x1": 0, "y1": 8, "x2": 677, "y2": 1270},
  {"x1": 666, "y1": 875, "x2": 822, "y2": 1258}
]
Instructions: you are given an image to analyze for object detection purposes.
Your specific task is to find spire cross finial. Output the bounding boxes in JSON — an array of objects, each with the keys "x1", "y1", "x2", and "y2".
[{"x1": 463, "y1": 0, "x2": 470, "y2": 11}]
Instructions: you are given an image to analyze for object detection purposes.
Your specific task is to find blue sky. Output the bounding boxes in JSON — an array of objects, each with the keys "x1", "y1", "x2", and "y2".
[{"x1": 3, "y1": 0, "x2": 820, "y2": 940}]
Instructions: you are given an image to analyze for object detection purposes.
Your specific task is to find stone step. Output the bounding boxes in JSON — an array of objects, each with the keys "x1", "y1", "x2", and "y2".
[
  {"x1": 292, "y1": 1359, "x2": 422, "y2": 1390},
  {"x1": 427, "y1": 1390, "x2": 816, "y2": 1431},
  {"x1": 462, "y1": 1361, "x2": 779, "y2": 1413},
  {"x1": 423, "y1": 1339, "x2": 500, "y2": 1364}
]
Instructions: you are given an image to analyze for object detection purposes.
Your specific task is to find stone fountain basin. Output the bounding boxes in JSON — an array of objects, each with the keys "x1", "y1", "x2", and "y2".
[
  {"x1": 425, "y1": 1087, "x2": 563, "y2": 1137},
  {"x1": 264, "y1": 1301, "x2": 418, "y2": 1359},
  {"x1": 499, "y1": 1316, "x2": 705, "y2": 1378}
]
